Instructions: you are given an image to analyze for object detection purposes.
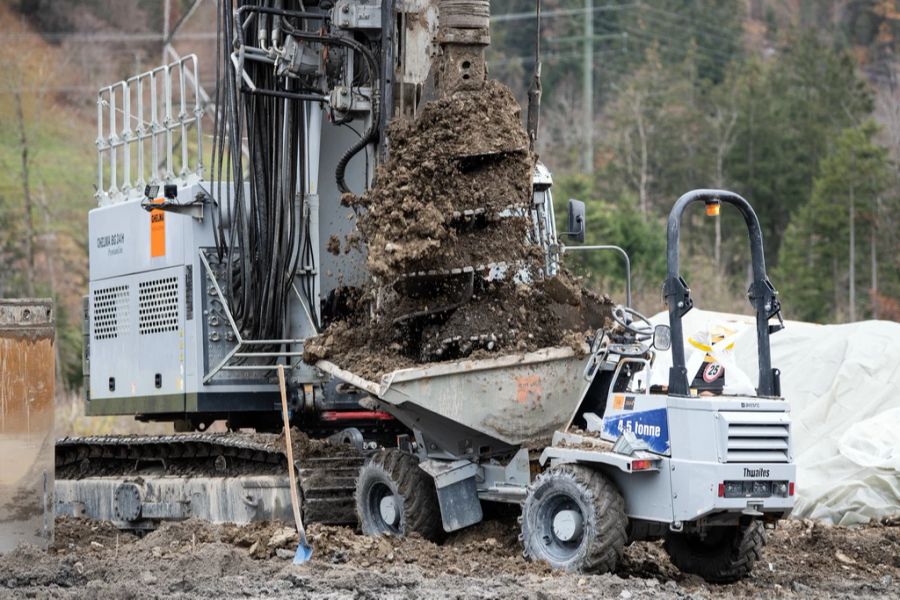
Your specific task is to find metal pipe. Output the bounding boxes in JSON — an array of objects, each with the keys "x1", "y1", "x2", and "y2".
[
  {"x1": 240, "y1": 87, "x2": 326, "y2": 102},
  {"x1": 562, "y1": 244, "x2": 631, "y2": 308}
]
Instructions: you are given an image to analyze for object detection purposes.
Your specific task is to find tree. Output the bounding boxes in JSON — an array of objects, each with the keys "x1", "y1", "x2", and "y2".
[
  {"x1": 727, "y1": 33, "x2": 873, "y2": 265},
  {"x1": 777, "y1": 122, "x2": 891, "y2": 322}
]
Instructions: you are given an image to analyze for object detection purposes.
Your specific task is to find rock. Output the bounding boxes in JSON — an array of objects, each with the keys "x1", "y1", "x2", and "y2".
[
  {"x1": 275, "y1": 549, "x2": 295, "y2": 560},
  {"x1": 665, "y1": 580, "x2": 678, "y2": 590},
  {"x1": 881, "y1": 575, "x2": 893, "y2": 587},
  {"x1": 645, "y1": 578, "x2": 659, "y2": 587},
  {"x1": 90, "y1": 541, "x2": 104, "y2": 549},
  {"x1": 151, "y1": 546, "x2": 162, "y2": 558},
  {"x1": 140, "y1": 571, "x2": 158, "y2": 585},
  {"x1": 249, "y1": 539, "x2": 273, "y2": 559},
  {"x1": 835, "y1": 551, "x2": 856, "y2": 565},
  {"x1": 268, "y1": 527, "x2": 298, "y2": 548},
  {"x1": 619, "y1": 591, "x2": 632, "y2": 599},
  {"x1": 790, "y1": 581, "x2": 810, "y2": 593}
]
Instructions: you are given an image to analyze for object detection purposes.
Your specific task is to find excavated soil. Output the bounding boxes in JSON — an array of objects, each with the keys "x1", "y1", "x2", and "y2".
[
  {"x1": 308, "y1": 78, "x2": 613, "y2": 380},
  {"x1": 346, "y1": 80, "x2": 532, "y2": 279},
  {"x1": 1, "y1": 515, "x2": 897, "y2": 598},
  {"x1": 305, "y1": 270, "x2": 613, "y2": 380}
]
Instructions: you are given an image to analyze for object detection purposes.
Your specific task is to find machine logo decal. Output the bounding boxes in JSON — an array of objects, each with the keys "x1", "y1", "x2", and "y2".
[
  {"x1": 96, "y1": 232, "x2": 125, "y2": 256},
  {"x1": 150, "y1": 202, "x2": 166, "y2": 257},
  {"x1": 603, "y1": 407, "x2": 670, "y2": 454},
  {"x1": 744, "y1": 467, "x2": 770, "y2": 478}
]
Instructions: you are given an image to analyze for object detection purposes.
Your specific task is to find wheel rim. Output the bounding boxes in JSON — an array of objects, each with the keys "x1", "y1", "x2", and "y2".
[
  {"x1": 535, "y1": 492, "x2": 587, "y2": 562},
  {"x1": 367, "y1": 481, "x2": 402, "y2": 535}
]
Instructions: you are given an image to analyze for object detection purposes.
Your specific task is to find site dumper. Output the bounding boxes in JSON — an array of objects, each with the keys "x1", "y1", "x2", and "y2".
[{"x1": 319, "y1": 190, "x2": 796, "y2": 582}]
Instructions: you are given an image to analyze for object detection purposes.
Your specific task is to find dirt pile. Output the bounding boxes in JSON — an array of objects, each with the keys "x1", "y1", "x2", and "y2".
[
  {"x1": 305, "y1": 271, "x2": 612, "y2": 380},
  {"x1": 1, "y1": 516, "x2": 897, "y2": 598},
  {"x1": 345, "y1": 80, "x2": 532, "y2": 278},
  {"x1": 306, "y1": 81, "x2": 613, "y2": 379}
]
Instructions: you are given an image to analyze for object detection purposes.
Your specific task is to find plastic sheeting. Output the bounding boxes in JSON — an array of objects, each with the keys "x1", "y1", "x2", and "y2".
[{"x1": 648, "y1": 309, "x2": 900, "y2": 525}]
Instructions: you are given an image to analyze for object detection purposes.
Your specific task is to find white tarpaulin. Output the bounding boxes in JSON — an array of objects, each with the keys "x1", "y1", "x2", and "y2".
[{"x1": 648, "y1": 309, "x2": 900, "y2": 525}]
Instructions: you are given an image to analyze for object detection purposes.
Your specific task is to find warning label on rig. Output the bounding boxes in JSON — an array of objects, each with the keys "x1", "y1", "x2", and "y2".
[{"x1": 150, "y1": 204, "x2": 165, "y2": 257}]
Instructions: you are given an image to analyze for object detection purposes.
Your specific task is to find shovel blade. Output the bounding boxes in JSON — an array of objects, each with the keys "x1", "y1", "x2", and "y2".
[{"x1": 292, "y1": 538, "x2": 313, "y2": 564}]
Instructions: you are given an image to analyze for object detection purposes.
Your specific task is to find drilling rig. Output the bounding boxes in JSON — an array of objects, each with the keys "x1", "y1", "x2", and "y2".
[{"x1": 58, "y1": 0, "x2": 561, "y2": 528}]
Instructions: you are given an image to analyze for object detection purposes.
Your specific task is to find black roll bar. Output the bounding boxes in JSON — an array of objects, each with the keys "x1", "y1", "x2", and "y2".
[{"x1": 663, "y1": 189, "x2": 783, "y2": 397}]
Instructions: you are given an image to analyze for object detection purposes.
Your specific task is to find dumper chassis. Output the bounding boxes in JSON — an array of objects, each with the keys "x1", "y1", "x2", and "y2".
[{"x1": 322, "y1": 190, "x2": 796, "y2": 583}]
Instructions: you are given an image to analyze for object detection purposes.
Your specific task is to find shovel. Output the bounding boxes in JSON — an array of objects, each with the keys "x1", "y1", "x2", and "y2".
[{"x1": 277, "y1": 364, "x2": 313, "y2": 564}]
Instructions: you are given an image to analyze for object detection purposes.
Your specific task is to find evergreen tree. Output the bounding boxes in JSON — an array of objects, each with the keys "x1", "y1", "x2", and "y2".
[{"x1": 777, "y1": 121, "x2": 892, "y2": 322}]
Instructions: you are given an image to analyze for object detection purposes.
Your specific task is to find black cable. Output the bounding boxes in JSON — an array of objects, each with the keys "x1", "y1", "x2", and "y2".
[
  {"x1": 277, "y1": 21, "x2": 381, "y2": 194},
  {"x1": 212, "y1": 0, "x2": 377, "y2": 342}
]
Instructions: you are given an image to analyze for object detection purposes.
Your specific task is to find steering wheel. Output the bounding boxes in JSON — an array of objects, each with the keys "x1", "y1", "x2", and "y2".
[{"x1": 611, "y1": 305, "x2": 654, "y2": 339}]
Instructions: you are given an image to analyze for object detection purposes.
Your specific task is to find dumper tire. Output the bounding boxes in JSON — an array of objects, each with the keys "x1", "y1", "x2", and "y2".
[
  {"x1": 520, "y1": 464, "x2": 627, "y2": 574},
  {"x1": 355, "y1": 449, "x2": 443, "y2": 542},
  {"x1": 664, "y1": 520, "x2": 766, "y2": 583}
]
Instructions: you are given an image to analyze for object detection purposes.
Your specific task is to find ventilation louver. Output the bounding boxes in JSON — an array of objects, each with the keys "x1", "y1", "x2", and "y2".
[{"x1": 138, "y1": 276, "x2": 179, "y2": 335}]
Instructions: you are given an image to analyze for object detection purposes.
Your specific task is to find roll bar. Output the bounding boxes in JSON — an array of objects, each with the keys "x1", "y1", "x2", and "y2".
[{"x1": 663, "y1": 190, "x2": 783, "y2": 397}]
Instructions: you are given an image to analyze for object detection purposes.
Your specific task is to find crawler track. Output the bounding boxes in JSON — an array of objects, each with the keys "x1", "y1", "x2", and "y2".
[{"x1": 56, "y1": 433, "x2": 364, "y2": 526}]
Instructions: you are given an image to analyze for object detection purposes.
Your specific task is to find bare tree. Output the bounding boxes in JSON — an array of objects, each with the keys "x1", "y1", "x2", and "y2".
[
  {"x1": 13, "y1": 91, "x2": 36, "y2": 297},
  {"x1": 0, "y1": 10, "x2": 61, "y2": 297}
]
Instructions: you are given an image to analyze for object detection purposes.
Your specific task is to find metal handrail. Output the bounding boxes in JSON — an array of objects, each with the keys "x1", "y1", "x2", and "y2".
[
  {"x1": 198, "y1": 251, "x2": 309, "y2": 383},
  {"x1": 96, "y1": 55, "x2": 203, "y2": 205}
]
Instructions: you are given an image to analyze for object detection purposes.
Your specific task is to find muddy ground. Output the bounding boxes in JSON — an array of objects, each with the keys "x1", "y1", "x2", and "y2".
[{"x1": 1, "y1": 515, "x2": 896, "y2": 599}]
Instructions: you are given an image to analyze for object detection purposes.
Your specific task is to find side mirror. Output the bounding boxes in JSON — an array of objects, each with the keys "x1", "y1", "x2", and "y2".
[
  {"x1": 567, "y1": 199, "x2": 586, "y2": 242},
  {"x1": 652, "y1": 324, "x2": 672, "y2": 351}
]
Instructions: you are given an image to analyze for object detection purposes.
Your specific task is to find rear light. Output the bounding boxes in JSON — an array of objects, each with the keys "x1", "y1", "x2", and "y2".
[
  {"x1": 631, "y1": 459, "x2": 653, "y2": 471},
  {"x1": 721, "y1": 480, "x2": 791, "y2": 498}
]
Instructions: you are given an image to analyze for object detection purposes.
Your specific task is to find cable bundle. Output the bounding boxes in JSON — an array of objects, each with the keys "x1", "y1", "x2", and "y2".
[{"x1": 211, "y1": 0, "x2": 381, "y2": 345}]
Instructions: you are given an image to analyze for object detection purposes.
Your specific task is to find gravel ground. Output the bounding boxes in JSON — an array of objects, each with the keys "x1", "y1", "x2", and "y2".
[{"x1": 0, "y1": 515, "x2": 897, "y2": 599}]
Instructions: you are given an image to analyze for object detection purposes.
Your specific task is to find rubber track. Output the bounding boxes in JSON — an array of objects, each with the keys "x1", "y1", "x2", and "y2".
[{"x1": 56, "y1": 434, "x2": 364, "y2": 525}]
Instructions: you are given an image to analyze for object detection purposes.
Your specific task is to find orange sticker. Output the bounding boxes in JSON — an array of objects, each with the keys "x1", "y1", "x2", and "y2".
[
  {"x1": 150, "y1": 199, "x2": 165, "y2": 257},
  {"x1": 515, "y1": 375, "x2": 542, "y2": 407},
  {"x1": 613, "y1": 394, "x2": 625, "y2": 410}
]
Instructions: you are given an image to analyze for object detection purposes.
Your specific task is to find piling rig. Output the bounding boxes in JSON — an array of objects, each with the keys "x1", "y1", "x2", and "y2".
[{"x1": 61, "y1": 0, "x2": 563, "y2": 529}]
